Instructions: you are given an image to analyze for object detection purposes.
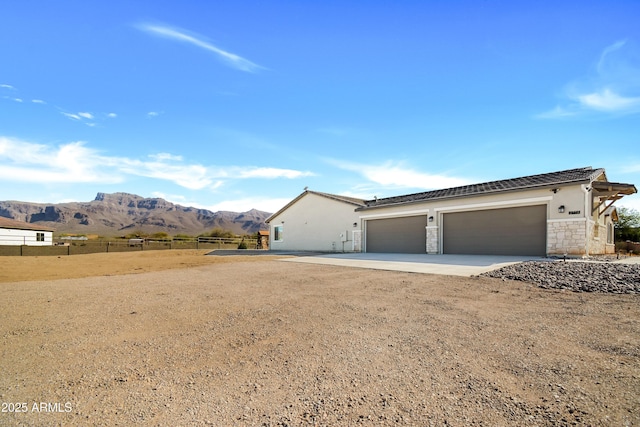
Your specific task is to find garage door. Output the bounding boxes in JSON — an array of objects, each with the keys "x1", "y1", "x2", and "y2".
[
  {"x1": 366, "y1": 215, "x2": 428, "y2": 253},
  {"x1": 443, "y1": 205, "x2": 546, "y2": 256}
]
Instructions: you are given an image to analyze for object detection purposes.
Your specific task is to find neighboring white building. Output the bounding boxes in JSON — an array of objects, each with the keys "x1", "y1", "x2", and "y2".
[
  {"x1": 0, "y1": 217, "x2": 54, "y2": 246},
  {"x1": 267, "y1": 167, "x2": 637, "y2": 256}
]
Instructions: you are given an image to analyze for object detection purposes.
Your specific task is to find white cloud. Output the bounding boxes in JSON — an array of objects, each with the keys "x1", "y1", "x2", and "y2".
[
  {"x1": 62, "y1": 112, "x2": 82, "y2": 121},
  {"x1": 328, "y1": 158, "x2": 471, "y2": 190},
  {"x1": 137, "y1": 23, "x2": 263, "y2": 73},
  {"x1": 238, "y1": 167, "x2": 314, "y2": 179},
  {"x1": 147, "y1": 111, "x2": 160, "y2": 118},
  {"x1": 0, "y1": 137, "x2": 122, "y2": 184},
  {"x1": 534, "y1": 106, "x2": 578, "y2": 119},
  {"x1": 107, "y1": 112, "x2": 117, "y2": 118},
  {"x1": 150, "y1": 153, "x2": 183, "y2": 162},
  {"x1": 0, "y1": 136, "x2": 314, "y2": 192},
  {"x1": 538, "y1": 39, "x2": 640, "y2": 119},
  {"x1": 577, "y1": 88, "x2": 640, "y2": 112},
  {"x1": 0, "y1": 84, "x2": 15, "y2": 90},
  {"x1": 32, "y1": 99, "x2": 46, "y2": 104},
  {"x1": 62, "y1": 111, "x2": 99, "y2": 126},
  {"x1": 208, "y1": 197, "x2": 292, "y2": 213}
]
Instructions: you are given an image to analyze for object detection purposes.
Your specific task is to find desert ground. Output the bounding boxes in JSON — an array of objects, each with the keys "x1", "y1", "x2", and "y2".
[{"x1": 0, "y1": 250, "x2": 638, "y2": 426}]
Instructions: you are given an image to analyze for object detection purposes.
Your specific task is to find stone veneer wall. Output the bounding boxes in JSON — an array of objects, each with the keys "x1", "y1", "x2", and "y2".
[
  {"x1": 547, "y1": 219, "x2": 587, "y2": 255},
  {"x1": 589, "y1": 223, "x2": 615, "y2": 255},
  {"x1": 426, "y1": 226, "x2": 439, "y2": 254}
]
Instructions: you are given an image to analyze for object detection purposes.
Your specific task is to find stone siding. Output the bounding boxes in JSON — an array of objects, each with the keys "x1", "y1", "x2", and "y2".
[
  {"x1": 547, "y1": 219, "x2": 587, "y2": 255},
  {"x1": 426, "y1": 226, "x2": 439, "y2": 254}
]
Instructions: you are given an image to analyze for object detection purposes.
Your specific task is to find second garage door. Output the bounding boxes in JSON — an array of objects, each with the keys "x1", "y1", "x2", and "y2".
[
  {"x1": 366, "y1": 215, "x2": 428, "y2": 253},
  {"x1": 442, "y1": 205, "x2": 547, "y2": 256}
]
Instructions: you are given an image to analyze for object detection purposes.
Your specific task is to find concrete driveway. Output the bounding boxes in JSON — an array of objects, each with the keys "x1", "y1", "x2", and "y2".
[{"x1": 281, "y1": 253, "x2": 545, "y2": 277}]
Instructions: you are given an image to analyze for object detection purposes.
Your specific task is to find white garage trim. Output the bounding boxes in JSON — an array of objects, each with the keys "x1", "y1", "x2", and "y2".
[
  {"x1": 359, "y1": 208, "x2": 430, "y2": 220},
  {"x1": 433, "y1": 196, "x2": 552, "y2": 213}
]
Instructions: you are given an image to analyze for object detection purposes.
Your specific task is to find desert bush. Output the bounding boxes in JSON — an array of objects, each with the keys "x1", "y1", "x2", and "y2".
[{"x1": 205, "y1": 228, "x2": 236, "y2": 239}]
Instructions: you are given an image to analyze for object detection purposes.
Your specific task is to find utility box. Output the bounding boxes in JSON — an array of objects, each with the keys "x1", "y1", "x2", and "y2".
[{"x1": 339, "y1": 230, "x2": 348, "y2": 242}]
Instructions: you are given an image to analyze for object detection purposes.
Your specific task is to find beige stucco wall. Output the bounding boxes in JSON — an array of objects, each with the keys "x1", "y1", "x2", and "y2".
[
  {"x1": 272, "y1": 181, "x2": 623, "y2": 256},
  {"x1": 358, "y1": 183, "x2": 613, "y2": 256},
  {"x1": 268, "y1": 193, "x2": 362, "y2": 252}
]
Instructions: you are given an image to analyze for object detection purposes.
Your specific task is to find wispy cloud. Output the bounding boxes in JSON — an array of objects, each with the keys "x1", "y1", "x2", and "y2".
[
  {"x1": 61, "y1": 111, "x2": 97, "y2": 126},
  {"x1": 576, "y1": 88, "x2": 640, "y2": 111},
  {"x1": 147, "y1": 111, "x2": 161, "y2": 118},
  {"x1": 137, "y1": 23, "x2": 263, "y2": 73},
  {"x1": 537, "y1": 39, "x2": 640, "y2": 119},
  {"x1": 0, "y1": 136, "x2": 314, "y2": 191},
  {"x1": 237, "y1": 167, "x2": 314, "y2": 179},
  {"x1": 621, "y1": 162, "x2": 640, "y2": 174},
  {"x1": 31, "y1": 99, "x2": 46, "y2": 104},
  {"x1": 208, "y1": 197, "x2": 293, "y2": 213},
  {"x1": 0, "y1": 84, "x2": 15, "y2": 90},
  {"x1": 327, "y1": 158, "x2": 471, "y2": 191}
]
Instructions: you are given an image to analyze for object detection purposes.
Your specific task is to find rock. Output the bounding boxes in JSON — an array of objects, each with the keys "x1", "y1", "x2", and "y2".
[{"x1": 482, "y1": 261, "x2": 640, "y2": 294}]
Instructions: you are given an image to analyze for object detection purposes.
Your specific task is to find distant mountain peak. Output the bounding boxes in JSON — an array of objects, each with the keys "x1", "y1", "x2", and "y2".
[{"x1": 0, "y1": 192, "x2": 271, "y2": 236}]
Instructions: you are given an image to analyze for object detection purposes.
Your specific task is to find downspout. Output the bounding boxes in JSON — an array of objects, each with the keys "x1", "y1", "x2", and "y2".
[{"x1": 581, "y1": 184, "x2": 591, "y2": 256}]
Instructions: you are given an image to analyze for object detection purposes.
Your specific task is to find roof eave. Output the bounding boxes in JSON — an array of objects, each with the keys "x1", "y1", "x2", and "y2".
[
  {"x1": 355, "y1": 178, "x2": 596, "y2": 212},
  {"x1": 265, "y1": 190, "x2": 365, "y2": 223}
]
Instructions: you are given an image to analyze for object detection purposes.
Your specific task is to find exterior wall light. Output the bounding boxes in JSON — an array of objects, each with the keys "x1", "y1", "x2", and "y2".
[
  {"x1": 558, "y1": 205, "x2": 565, "y2": 213},
  {"x1": 428, "y1": 216, "x2": 434, "y2": 222},
  {"x1": 353, "y1": 222, "x2": 357, "y2": 227}
]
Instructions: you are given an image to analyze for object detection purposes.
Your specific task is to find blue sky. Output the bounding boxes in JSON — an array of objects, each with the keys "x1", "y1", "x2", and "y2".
[{"x1": 1, "y1": 1, "x2": 639, "y2": 213}]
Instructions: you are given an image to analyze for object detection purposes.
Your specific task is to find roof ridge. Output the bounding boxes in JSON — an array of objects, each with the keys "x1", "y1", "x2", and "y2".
[
  {"x1": 361, "y1": 166, "x2": 603, "y2": 209},
  {"x1": 306, "y1": 190, "x2": 367, "y2": 206}
]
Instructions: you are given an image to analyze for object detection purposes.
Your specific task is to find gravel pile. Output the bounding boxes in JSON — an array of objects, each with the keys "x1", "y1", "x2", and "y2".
[{"x1": 483, "y1": 260, "x2": 640, "y2": 294}]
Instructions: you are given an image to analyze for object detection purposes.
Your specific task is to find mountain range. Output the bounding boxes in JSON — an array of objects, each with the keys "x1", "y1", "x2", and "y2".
[{"x1": 0, "y1": 192, "x2": 272, "y2": 237}]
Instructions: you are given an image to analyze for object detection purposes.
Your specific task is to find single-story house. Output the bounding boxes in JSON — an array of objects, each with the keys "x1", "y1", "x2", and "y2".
[
  {"x1": 0, "y1": 217, "x2": 55, "y2": 246},
  {"x1": 266, "y1": 167, "x2": 637, "y2": 256}
]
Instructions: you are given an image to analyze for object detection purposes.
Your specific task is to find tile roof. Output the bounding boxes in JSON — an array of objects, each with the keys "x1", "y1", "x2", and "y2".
[
  {"x1": 0, "y1": 216, "x2": 56, "y2": 232},
  {"x1": 359, "y1": 167, "x2": 605, "y2": 210}
]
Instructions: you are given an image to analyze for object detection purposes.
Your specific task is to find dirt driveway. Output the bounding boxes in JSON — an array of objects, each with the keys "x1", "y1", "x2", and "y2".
[{"x1": 0, "y1": 251, "x2": 638, "y2": 426}]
